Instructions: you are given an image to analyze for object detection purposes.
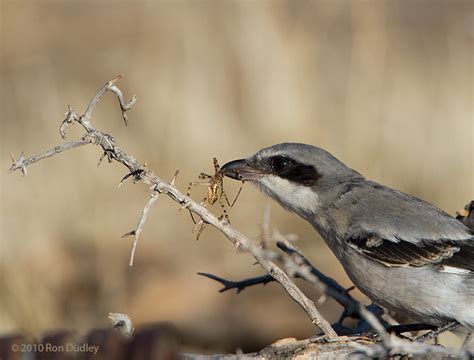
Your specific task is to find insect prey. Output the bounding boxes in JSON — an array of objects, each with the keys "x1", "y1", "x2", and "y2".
[{"x1": 186, "y1": 157, "x2": 243, "y2": 240}]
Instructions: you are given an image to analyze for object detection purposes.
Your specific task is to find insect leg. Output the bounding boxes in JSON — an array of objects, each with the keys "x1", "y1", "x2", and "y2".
[
  {"x1": 223, "y1": 181, "x2": 244, "y2": 207},
  {"x1": 218, "y1": 198, "x2": 231, "y2": 224},
  {"x1": 180, "y1": 181, "x2": 209, "y2": 214},
  {"x1": 195, "y1": 221, "x2": 207, "y2": 241},
  {"x1": 186, "y1": 181, "x2": 210, "y2": 197},
  {"x1": 213, "y1": 157, "x2": 220, "y2": 173},
  {"x1": 199, "y1": 173, "x2": 212, "y2": 180}
]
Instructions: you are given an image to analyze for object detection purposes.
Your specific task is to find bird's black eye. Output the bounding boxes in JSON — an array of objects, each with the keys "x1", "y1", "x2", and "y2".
[{"x1": 271, "y1": 156, "x2": 291, "y2": 173}]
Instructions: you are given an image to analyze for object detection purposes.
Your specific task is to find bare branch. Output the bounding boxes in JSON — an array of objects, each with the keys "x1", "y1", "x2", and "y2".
[
  {"x1": 278, "y1": 244, "x2": 391, "y2": 343},
  {"x1": 8, "y1": 76, "x2": 337, "y2": 338},
  {"x1": 81, "y1": 74, "x2": 137, "y2": 128},
  {"x1": 350, "y1": 336, "x2": 472, "y2": 360},
  {"x1": 122, "y1": 170, "x2": 179, "y2": 266},
  {"x1": 275, "y1": 240, "x2": 352, "y2": 295},
  {"x1": 8, "y1": 139, "x2": 90, "y2": 175},
  {"x1": 122, "y1": 189, "x2": 161, "y2": 266},
  {"x1": 414, "y1": 320, "x2": 460, "y2": 343},
  {"x1": 199, "y1": 237, "x2": 372, "y2": 324},
  {"x1": 197, "y1": 272, "x2": 274, "y2": 293}
]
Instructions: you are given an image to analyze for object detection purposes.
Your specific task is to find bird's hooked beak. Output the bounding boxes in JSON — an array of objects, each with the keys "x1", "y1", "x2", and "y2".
[{"x1": 221, "y1": 158, "x2": 264, "y2": 182}]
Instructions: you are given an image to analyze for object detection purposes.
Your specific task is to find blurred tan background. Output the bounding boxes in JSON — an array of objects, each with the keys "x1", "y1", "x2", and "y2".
[{"x1": 1, "y1": 0, "x2": 473, "y2": 354}]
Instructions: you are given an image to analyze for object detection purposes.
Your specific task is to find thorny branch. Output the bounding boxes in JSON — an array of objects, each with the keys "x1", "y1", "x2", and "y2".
[
  {"x1": 198, "y1": 239, "x2": 382, "y2": 326},
  {"x1": 8, "y1": 76, "x2": 337, "y2": 338},
  {"x1": 9, "y1": 139, "x2": 90, "y2": 175},
  {"x1": 122, "y1": 170, "x2": 180, "y2": 266},
  {"x1": 197, "y1": 272, "x2": 275, "y2": 294},
  {"x1": 198, "y1": 239, "x2": 360, "y2": 313}
]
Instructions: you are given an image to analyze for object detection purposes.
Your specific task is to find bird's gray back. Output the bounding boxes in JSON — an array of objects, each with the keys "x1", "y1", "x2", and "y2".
[{"x1": 336, "y1": 181, "x2": 474, "y2": 245}]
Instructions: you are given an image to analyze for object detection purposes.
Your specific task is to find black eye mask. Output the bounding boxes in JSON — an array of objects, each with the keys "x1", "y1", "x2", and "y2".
[{"x1": 268, "y1": 156, "x2": 322, "y2": 187}]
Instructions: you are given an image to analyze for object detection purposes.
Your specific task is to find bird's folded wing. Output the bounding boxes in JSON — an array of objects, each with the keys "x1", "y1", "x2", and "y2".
[
  {"x1": 342, "y1": 182, "x2": 474, "y2": 274},
  {"x1": 347, "y1": 233, "x2": 474, "y2": 273}
]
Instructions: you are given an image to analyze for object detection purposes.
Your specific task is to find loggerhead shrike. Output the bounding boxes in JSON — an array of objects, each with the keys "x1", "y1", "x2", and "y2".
[{"x1": 221, "y1": 143, "x2": 474, "y2": 329}]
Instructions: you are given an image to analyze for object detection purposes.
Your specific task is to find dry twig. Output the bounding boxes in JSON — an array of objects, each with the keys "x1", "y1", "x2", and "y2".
[
  {"x1": 122, "y1": 170, "x2": 180, "y2": 266},
  {"x1": 197, "y1": 272, "x2": 274, "y2": 293}
]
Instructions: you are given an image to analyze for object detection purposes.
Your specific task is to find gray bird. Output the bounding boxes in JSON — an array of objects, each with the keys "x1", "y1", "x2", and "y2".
[{"x1": 221, "y1": 143, "x2": 474, "y2": 329}]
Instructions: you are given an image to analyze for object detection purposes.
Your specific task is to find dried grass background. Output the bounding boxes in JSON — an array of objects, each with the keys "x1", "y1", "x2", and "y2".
[{"x1": 1, "y1": 0, "x2": 473, "y2": 354}]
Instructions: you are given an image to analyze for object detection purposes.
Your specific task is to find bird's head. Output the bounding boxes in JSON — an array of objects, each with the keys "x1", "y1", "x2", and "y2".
[{"x1": 221, "y1": 143, "x2": 363, "y2": 217}]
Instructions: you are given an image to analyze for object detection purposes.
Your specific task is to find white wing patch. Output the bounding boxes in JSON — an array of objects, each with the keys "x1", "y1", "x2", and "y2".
[{"x1": 437, "y1": 265, "x2": 472, "y2": 276}]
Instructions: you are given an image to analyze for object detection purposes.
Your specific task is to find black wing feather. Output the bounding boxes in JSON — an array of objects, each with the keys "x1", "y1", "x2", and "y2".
[
  {"x1": 441, "y1": 243, "x2": 474, "y2": 272},
  {"x1": 347, "y1": 234, "x2": 466, "y2": 270}
]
